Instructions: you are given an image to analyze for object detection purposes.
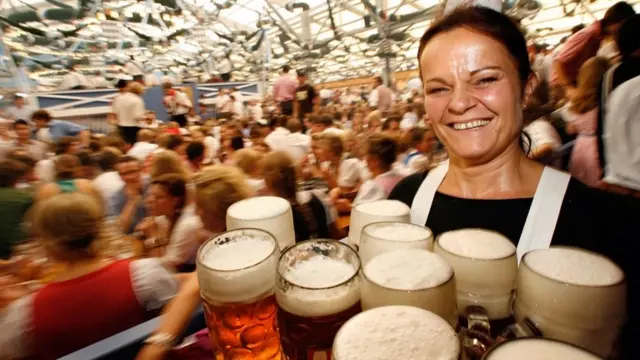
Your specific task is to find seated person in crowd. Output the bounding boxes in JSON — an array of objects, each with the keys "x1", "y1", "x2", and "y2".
[
  {"x1": 0, "y1": 160, "x2": 33, "y2": 260},
  {"x1": 137, "y1": 174, "x2": 203, "y2": 272},
  {"x1": 403, "y1": 127, "x2": 437, "y2": 173},
  {"x1": 108, "y1": 156, "x2": 148, "y2": 234},
  {"x1": 34, "y1": 136, "x2": 79, "y2": 183},
  {"x1": 261, "y1": 151, "x2": 337, "y2": 241},
  {"x1": 233, "y1": 148, "x2": 265, "y2": 195},
  {"x1": 127, "y1": 129, "x2": 159, "y2": 161},
  {"x1": 93, "y1": 148, "x2": 125, "y2": 203},
  {"x1": 0, "y1": 192, "x2": 179, "y2": 359},
  {"x1": 31, "y1": 110, "x2": 88, "y2": 145},
  {"x1": 35, "y1": 154, "x2": 102, "y2": 203}
]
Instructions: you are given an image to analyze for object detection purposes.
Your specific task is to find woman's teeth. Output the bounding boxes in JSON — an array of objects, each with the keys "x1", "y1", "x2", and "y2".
[{"x1": 451, "y1": 120, "x2": 491, "y2": 130}]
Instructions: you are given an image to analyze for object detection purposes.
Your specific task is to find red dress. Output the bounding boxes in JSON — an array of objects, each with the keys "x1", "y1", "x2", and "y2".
[{"x1": 31, "y1": 260, "x2": 148, "y2": 359}]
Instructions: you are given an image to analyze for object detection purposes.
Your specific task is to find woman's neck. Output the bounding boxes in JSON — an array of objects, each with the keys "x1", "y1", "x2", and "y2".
[
  {"x1": 53, "y1": 257, "x2": 112, "y2": 282},
  {"x1": 441, "y1": 143, "x2": 544, "y2": 199}
]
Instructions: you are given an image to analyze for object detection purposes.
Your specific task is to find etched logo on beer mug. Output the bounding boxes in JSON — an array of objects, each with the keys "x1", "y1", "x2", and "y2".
[
  {"x1": 276, "y1": 239, "x2": 361, "y2": 360},
  {"x1": 196, "y1": 228, "x2": 284, "y2": 360}
]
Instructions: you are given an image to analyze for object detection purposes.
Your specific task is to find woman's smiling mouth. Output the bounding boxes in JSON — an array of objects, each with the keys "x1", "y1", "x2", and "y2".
[{"x1": 449, "y1": 119, "x2": 492, "y2": 131}]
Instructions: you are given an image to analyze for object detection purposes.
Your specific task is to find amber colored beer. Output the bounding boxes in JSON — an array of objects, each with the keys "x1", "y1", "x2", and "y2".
[
  {"x1": 197, "y1": 228, "x2": 285, "y2": 359},
  {"x1": 204, "y1": 295, "x2": 283, "y2": 360},
  {"x1": 278, "y1": 302, "x2": 362, "y2": 360},
  {"x1": 275, "y1": 240, "x2": 361, "y2": 360}
]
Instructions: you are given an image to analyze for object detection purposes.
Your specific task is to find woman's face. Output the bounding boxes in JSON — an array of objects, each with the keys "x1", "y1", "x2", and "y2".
[
  {"x1": 146, "y1": 184, "x2": 177, "y2": 217},
  {"x1": 316, "y1": 143, "x2": 332, "y2": 162},
  {"x1": 420, "y1": 28, "x2": 530, "y2": 164}
]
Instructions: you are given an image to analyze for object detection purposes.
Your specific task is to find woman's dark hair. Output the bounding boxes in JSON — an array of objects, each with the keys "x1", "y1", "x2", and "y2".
[
  {"x1": 418, "y1": 6, "x2": 532, "y2": 92},
  {"x1": 0, "y1": 159, "x2": 29, "y2": 187},
  {"x1": 367, "y1": 134, "x2": 398, "y2": 171},
  {"x1": 261, "y1": 151, "x2": 298, "y2": 200},
  {"x1": 151, "y1": 173, "x2": 187, "y2": 212},
  {"x1": 231, "y1": 136, "x2": 245, "y2": 150},
  {"x1": 165, "y1": 134, "x2": 184, "y2": 151},
  {"x1": 616, "y1": 14, "x2": 640, "y2": 59},
  {"x1": 601, "y1": 2, "x2": 636, "y2": 33}
]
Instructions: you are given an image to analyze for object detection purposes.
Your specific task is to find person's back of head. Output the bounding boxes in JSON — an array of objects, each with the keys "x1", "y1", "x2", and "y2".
[
  {"x1": 137, "y1": 129, "x2": 155, "y2": 143},
  {"x1": 150, "y1": 150, "x2": 189, "y2": 179},
  {"x1": 231, "y1": 136, "x2": 245, "y2": 151},
  {"x1": 233, "y1": 148, "x2": 262, "y2": 176},
  {"x1": 100, "y1": 135, "x2": 126, "y2": 152},
  {"x1": 127, "y1": 82, "x2": 145, "y2": 95},
  {"x1": 616, "y1": 14, "x2": 640, "y2": 60},
  {"x1": 367, "y1": 133, "x2": 398, "y2": 171},
  {"x1": 32, "y1": 192, "x2": 104, "y2": 261},
  {"x1": 409, "y1": 127, "x2": 426, "y2": 148},
  {"x1": 282, "y1": 65, "x2": 290, "y2": 74},
  {"x1": 55, "y1": 136, "x2": 77, "y2": 156},
  {"x1": 0, "y1": 159, "x2": 29, "y2": 187},
  {"x1": 260, "y1": 151, "x2": 297, "y2": 199},
  {"x1": 165, "y1": 134, "x2": 184, "y2": 151},
  {"x1": 602, "y1": 2, "x2": 636, "y2": 36},
  {"x1": 186, "y1": 141, "x2": 205, "y2": 163},
  {"x1": 98, "y1": 148, "x2": 120, "y2": 172},
  {"x1": 55, "y1": 154, "x2": 80, "y2": 180},
  {"x1": 286, "y1": 118, "x2": 302, "y2": 133}
]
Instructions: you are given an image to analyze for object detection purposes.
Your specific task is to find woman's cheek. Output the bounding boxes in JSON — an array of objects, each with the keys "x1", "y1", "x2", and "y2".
[{"x1": 424, "y1": 98, "x2": 448, "y2": 125}]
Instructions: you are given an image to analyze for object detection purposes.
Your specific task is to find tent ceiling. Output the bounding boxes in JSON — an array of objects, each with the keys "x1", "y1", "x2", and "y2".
[{"x1": 1, "y1": 0, "x2": 639, "y2": 88}]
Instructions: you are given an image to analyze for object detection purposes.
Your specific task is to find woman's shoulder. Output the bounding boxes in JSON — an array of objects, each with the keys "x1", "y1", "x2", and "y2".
[{"x1": 388, "y1": 170, "x2": 428, "y2": 207}]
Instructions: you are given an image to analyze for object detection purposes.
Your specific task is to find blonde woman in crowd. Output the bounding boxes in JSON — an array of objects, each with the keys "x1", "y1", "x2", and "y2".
[
  {"x1": 233, "y1": 148, "x2": 265, "y2": 194},
  {"x1": 36, "y1": 154, "x2": 102, "y2": 203},
  {"x1": 0, "y1": 193, "x2": 179, "y2": 359},
  {"x1": 149, "y1": 150, "x2": 191, "y2": 180},
  {"x1": 261, "y1": 151, "x2": 336, "y2": 241},
  {"x1": 136, "y1": 165, "x2": 253, "y2": 360}
]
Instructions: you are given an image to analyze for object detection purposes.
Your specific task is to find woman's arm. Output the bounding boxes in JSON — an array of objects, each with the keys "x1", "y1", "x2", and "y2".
[{"x1": 135, "y1": 273, "x2": 201, "y2": 360}]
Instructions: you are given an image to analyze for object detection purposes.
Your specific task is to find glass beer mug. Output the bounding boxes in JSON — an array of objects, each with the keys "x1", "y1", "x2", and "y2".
[
  {"x1": 358, "y1": 221, "x2": 434, "y2": 265},
  {"x1": 433, "y1": 229, "x2": 519, "y2": 358},
  {"x1": 348, "y1": 200, "x2": 410, "y2": 249},
  {"x1": 196, "y1": 228, "x2": 285, "y2": 359},
  {"x1": 511, "y1": 247, "x2": 626, "y2": 358},
  {"x1": 276, "y1": 239, "x2": 361, "y2": 360},
  {"x1": 333, "y1": 306, "x2": 460, "y2": 360},
  {"x1": 483, "y1": 338, "x2": 602, "y2": 360},
  {"x1": 360, "y1": 249, "x2": 457, "y2": 326}
]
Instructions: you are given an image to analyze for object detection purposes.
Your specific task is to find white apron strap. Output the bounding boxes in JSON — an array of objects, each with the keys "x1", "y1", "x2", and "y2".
[
  {"x1": 410, "y1": 162, "x2": 449, "y2": 226},
  {"x1": 516, "y1": 167, "x2": 571, "y2": 263}
]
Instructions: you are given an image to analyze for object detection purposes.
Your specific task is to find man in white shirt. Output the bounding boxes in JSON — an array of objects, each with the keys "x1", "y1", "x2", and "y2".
[
  {"x1": 114, "y1": 82, "x2": 146, "y2": 145},
  {"x1": 281, "y1": 118, "x2": 311, "y2": 163},
  {"x1": 264, "y1": 117, "x2": 291, "y2": 151},
  {"x1": 93, "y1": 149, "x2": 125, "y2": 204},
  {"x1": 163, "y1": 83, "x2": 192, "y2": 128},
  {"x1": 368, "y1": 76, "x2": 394, "y2": 113},
  {"x1": 127, "y1": 129, "x2": 159, "y2": 161},
  {"x1": 58, "y1": 65, "x2": 93, "y2": 90},
  {"x1": 5, "y1": 95, "x2": 36, "y2": 122},
  {"x1": 124, "y1": 56, "x2": 145, "y2": 83},
  {"x1": 217, "y1": 57, "x2": 233, "y2": 82}
]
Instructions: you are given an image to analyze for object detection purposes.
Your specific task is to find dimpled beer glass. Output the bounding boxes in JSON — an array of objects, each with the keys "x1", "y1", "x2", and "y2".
[
  {"x1": 483, "y1": 338, "x2": 602, "y2": 360},
  {"x1": 333, "y1": 306, "x2": 460, "y2": 360},
  {"x1": 196, "y1": 228, "x2": 284, "y2": 360},
  {"x1": 434, "y1": 229, "x2": 518, "y2": 336},
  {"x1": 360, "y1": 249, "x2": 457, "y2": 326},
  {"x1": 359, "y1": 221, "x2": 434, "y2": 265},
  {"x1": 276, "y1": 240, "x2": 361, "y2": 360},
  {"x1": 514, "y1": 247, "x2": 626, "y2": 358},
  {"x1": 348, "y1": 200, "x2": 410, "y2": 249}
]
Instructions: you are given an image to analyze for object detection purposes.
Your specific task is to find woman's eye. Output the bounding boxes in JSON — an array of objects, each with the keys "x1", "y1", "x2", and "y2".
[
  {"x1": 476, "y1": 77, "x2": 498, "y2": 86},
  {"x1": 426, "y1": 87, "x2": 447, "y2": 95}
]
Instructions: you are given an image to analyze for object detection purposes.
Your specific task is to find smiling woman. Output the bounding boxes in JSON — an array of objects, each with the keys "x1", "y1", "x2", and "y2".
[{"x1": 388, "y1": 5, "x2": 640, "y2": 358}]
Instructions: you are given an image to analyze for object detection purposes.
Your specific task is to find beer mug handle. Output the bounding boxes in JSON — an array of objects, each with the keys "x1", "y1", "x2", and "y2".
[
  {"x1": 497, "y1": 317, "x2": 541, "y2": 342},
  {"x1": 460, "y1": 306, "x2": 493, "y2": 360}
]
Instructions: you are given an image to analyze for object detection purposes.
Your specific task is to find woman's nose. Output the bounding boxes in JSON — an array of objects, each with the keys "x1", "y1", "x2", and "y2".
[{"x1": 448, "y1": 85, "x2": 477, "y2": 115}]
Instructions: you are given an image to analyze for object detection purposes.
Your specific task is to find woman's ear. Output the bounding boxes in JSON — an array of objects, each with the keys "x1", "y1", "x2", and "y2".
[{"x1": 523, "y1": 73, "x2": 540, "y2": 107}]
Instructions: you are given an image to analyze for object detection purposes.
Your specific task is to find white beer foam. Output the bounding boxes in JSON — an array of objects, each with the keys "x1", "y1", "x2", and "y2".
[
  {"x1": 277, "y1": 256, "x2": 360, "y2": 317},
  {"x1": 365, "y1": 222, "x2": 433, "y2": 242},
  {"x1": 198, "y1": 235, "x2": 277, "y2": 303},
  {"x1": 438, "y1": 229, "x2": 515, "y2": 260},
  {"x1": 227, "y1": 196, "x2": 290, "y2": 220},
  {"x1": 487, "y1": 339, "x2": 601, "y2": 360},
  {"x1": 525, "y1": 248, "x2": 623, "y2": 287},
  {"x1": 364, "y1": 250, "x2": 452, "y2": 291},
  {"x1": 333, "y1": 306, "x2": 459, "y2": 360},
  {"x1": 355, "y1": 200, "x2": 410, "y2": 217}
]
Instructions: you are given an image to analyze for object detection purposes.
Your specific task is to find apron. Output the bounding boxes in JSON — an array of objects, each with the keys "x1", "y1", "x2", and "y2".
[{"x1": 410, "y1": 162, "x2": 571, "y2": 262}]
